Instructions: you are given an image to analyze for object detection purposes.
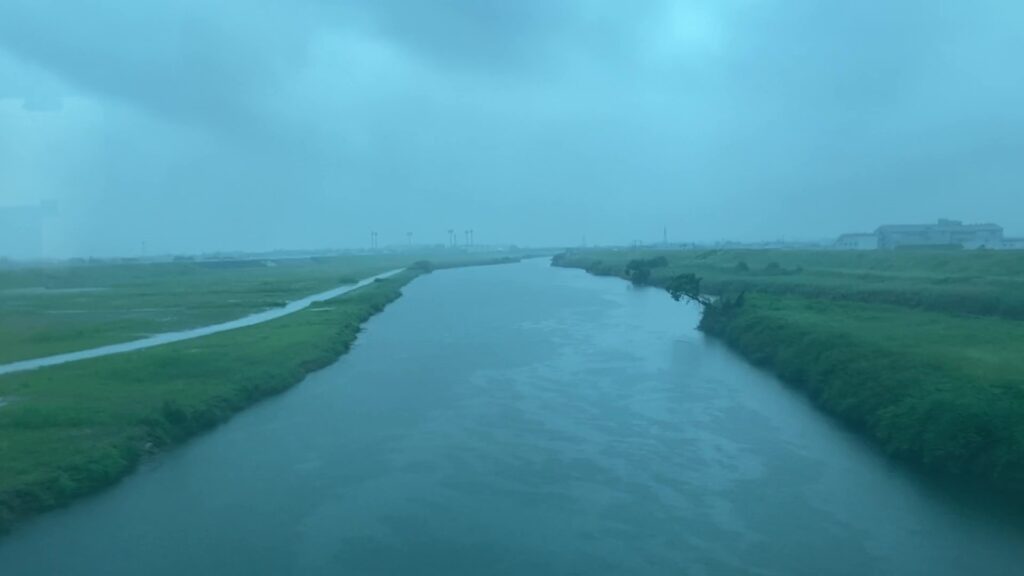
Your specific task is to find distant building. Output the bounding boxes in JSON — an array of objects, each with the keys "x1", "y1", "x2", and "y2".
[
  {"x1": 834, "y1": 233, "x2": 879, "y2": 250},
  {"x1": 875, "y1": 219, "x2": 1003, "y2": 249},
  {"x1": 834, "y1": 219, "x2": 1008, "y2": 250}
]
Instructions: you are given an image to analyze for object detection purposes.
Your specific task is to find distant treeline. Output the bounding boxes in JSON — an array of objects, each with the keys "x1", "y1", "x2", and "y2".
[{"x1": 554, "y1": 249, "x2": 1024, "y2": 320}]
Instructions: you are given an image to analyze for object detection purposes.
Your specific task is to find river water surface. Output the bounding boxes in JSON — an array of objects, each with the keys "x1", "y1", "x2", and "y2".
[{"x1": 2, "y1": 260, "x2": 1023, "y2": 575}]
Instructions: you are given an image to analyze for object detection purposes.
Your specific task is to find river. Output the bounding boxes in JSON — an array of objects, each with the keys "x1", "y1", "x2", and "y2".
[{"x1": 1, "y1": 259, "x2": 1022, "y2": 575}]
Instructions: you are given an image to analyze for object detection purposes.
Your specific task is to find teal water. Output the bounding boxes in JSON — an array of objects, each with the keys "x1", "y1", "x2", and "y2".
[{"x1": 1, "y1": 259, "x2": 1023, "y2": 575}]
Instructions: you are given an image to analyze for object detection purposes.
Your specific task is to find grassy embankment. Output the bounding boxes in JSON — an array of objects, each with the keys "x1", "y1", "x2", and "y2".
[
  {"x1": 0, "y1": 253, "x2": 524, "y2": 532},
  {"x1": 0, "y1": 251, "x2": 530, "y2": 364},
  {"x1": 554, "y1": 249, "x2": 1024, "y2": 499}
]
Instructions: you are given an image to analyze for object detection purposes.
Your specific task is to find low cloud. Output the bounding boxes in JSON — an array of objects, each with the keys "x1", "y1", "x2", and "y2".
[{"x1": 1, "y1": 1, "x2": 1021, "y2": 256}]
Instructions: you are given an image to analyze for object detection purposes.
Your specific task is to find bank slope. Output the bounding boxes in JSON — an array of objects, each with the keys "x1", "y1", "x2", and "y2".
[
  {"x1": 555, "y1": 250, "x2": 1024, "y2": 502},
  {"x1": 0, "y1": 270, "x2": 420, "y2": 533}
]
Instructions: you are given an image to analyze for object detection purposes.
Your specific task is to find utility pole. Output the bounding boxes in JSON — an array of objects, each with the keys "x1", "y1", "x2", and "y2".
[
  {"x1": 407, "y1": 232, "x2": 412, "y2": 247},
  {"x1": 464, "y1": 230, "x2": 470, "y2": 247},
  {"x1": 663, "y1": 226, "x2": 668, "y2": 245},
  {"x1": 448, "y1": 229, "x2": 454, "y2": 248}
]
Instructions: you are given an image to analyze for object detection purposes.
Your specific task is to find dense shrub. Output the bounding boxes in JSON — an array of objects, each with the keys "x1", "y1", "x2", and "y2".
[{"x1": 701, "y1": 302, "x2": 1024, "y2": 498}]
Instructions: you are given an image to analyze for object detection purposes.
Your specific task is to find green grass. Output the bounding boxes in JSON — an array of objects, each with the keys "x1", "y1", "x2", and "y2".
[
  {"x1": 749, "y1": 297, "x2": 1024, "y2": 383},
  {"x1": 557, "y1": 248, "x2": 1024, "y2": 319},
  {"x1": 0, "y1": 251, "x2": 534, "y2": 364},
  {"x1": 0, "y1": 253, "x2": 532, "y2": 533},
  {"x1": 703, "y1": 297, "x2": 1024, "y2": 490},
  {"x1": 556, "y1": 248, "x2": 1024, "y2": 500},
  {"x1": 0, "y1": 270, "x2": 420, "y2": 532}
]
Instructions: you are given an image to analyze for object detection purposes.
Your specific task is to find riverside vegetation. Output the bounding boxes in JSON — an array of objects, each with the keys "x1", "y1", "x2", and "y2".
[
  {"x1": 0, "y1": 251, "x2": 527, "y2": 364},
  {"x1": 554, "y1": 248, "x2": 1024, "y2": 501},
  {"x1": 0, "y1": 253, "x2": 528, "y2": 533}
]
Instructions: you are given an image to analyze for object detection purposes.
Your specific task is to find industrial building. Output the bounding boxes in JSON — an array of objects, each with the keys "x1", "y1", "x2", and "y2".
[{"x1": 835, "y1": 219, "x2": 1010, "y2": 250}]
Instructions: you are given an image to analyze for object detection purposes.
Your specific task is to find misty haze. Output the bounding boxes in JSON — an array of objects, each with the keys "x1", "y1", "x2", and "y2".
[{"x1": 2, "y1": 2, "x2": 1024, "y2": 575}]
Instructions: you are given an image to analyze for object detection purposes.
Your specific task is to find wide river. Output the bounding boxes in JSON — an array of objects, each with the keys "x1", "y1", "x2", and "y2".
[{"x1": 2, "y1": 259, "x2": 1023, "y2": 575}]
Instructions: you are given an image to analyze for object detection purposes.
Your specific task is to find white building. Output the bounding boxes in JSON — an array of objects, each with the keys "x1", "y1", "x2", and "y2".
[
  {"x1": 875, "y1": 219, "x2": 1003, "y2": 249},
  {"x1": 834, "y1": 219, "x2": 1009, "y2": 250}
]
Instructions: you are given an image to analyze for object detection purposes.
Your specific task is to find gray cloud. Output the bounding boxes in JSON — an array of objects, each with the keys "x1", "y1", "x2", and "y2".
[{"x1": 1, "y1": 1, "x2": 1022, "y2": 256}]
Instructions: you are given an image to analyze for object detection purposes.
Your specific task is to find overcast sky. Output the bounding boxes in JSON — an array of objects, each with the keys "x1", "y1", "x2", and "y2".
[{"x1": 1, "y1": 1, "x2": 1022, "y2": 256}]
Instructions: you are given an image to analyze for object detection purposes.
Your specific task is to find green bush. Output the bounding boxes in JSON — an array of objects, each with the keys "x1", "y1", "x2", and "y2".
[{"x1": 701, "y1": 298, "x2": 1024, "y2": 499}]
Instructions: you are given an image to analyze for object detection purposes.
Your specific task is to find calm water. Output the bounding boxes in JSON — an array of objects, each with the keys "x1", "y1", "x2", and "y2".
[{"x1": 2, "y1": 260, "x2": 1023, "y2": 575}]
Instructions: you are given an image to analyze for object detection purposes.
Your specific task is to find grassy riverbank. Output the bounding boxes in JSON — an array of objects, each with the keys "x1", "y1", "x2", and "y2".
[
  {"x1": 0, "y1": 251, "x2": 535, "y2": 364},
  {"x1": 0, "y1": 254, "x2": 534, "y2": 533},
  {"x1": 555, "y1": 248, "x2": 1024, "y2": 498},
  {"x1": 0, "y1": 270, "x2": 420, "y2": 532}
]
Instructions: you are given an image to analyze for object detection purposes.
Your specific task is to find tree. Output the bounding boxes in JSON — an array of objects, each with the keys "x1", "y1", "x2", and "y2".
[
  {"x1": 665, "y1": 273, "x2": 712, "y2": 306},
  {"x1": 626, "y1": 260, "x2": 652, "y2": 284},
  {"x1": 624, "y1": 256, "x2": 668, "y2": 285}
]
